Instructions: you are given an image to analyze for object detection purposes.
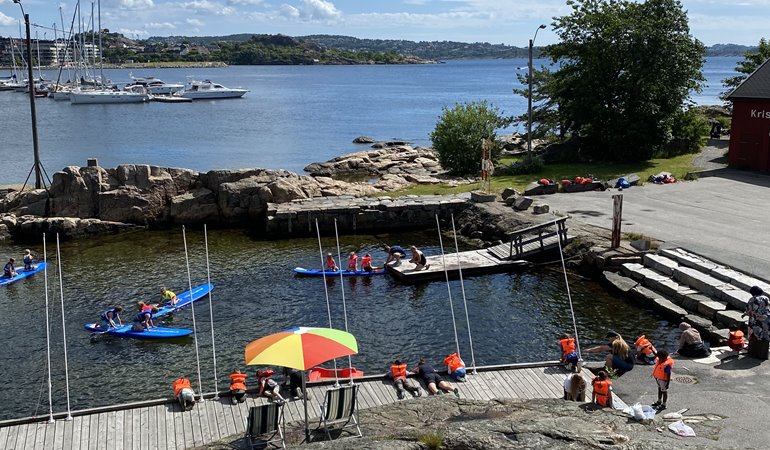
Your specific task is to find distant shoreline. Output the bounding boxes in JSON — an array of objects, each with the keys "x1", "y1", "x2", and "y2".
[{"x1": 0, "y1": 61, "x2": 229, "y2": 71}]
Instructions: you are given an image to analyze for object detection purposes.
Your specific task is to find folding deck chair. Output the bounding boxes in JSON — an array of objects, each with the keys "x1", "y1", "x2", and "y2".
[
  {"x1": 317, "y1": 384, "x2": 363, "y2": 440},
  {"x1": 246, "y1": 402, "x2": 286, "y2": 449}
]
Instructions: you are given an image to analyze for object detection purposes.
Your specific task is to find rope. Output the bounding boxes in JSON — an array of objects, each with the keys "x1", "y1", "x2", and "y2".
[
  {"x1": 333, "y1": 219, "x2": 355, "y2": 385},
  {"x1": 556, "y1": 227, "x2": 582, "y2": 363},
  {"x1": 435, "y1": 215, "x2": 461, "y2": 356},
  {"x1": 182, "y1": 226, "x2": 204, "y2": 400},
  {"x1": 451, "y1": 214, "x2": 477, "y2": 374},
  {"x1": 203, "y1": 225, "x2": 219, "y2": 400},
  {"x1": 55, "y1": 233, "x2": 72, "y2": 419},
  {"x1": 42, "y1": 233, "x2": 54, "y2": 422},
  {"x1": 314, "y1": 219, "x2": 339, "y2": 385}
]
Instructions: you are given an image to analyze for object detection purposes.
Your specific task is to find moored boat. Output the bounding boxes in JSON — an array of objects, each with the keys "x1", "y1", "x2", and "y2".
[
  {"x1": 69, "y1": 85, "x2": 149, "y2": 104},
  {"x1": 177, "y1": 79, "x2": 248, "y2": 99},
  {"x1": 127, "y1": 76, "x2": 185, "y2": 95}
]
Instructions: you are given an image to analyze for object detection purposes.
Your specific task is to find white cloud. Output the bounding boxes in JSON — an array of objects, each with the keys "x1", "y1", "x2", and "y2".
[
  {"x1": 185, "y1": 18, "x2": 205, "y2": 26},
  {"x1": 181, "y1": 0, "x2": 235, "y2": 15},
  {"x1": 120, "y1": 0, "x2": 155, "y2": 9},
  {"x1": 118, "y1": 28, "x2": 148, "y2": 37},
  {"x1": 146, "y1": 21, "x2": 176, "y2": 29},
  {"x1": 0, "y1": 12, "x2": 13, "y2": 26},
  {"x1": 228, "y1": 0, "x2": 263, "y2": 5},
  {"x1": 279, "y1": 0, "x2": 341, "y2": 23}
]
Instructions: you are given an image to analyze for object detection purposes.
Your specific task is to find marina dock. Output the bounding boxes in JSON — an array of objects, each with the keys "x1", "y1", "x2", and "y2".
[
  {"x1": 388, "y1": 217, "x2": 570, "y2": 283},
  {"x1": 0, "y1": 362, "x2": 620, "y2": 450}
]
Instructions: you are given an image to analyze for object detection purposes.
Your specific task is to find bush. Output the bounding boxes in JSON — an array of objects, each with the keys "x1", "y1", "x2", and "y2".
[
  {"x1": 657, "y1": 108, "x2": 710, "y2": 158},
  {"x1": 499, "y1": 156, "x2": 545, "y2": 175},
  {"x1": 430, "y1": 101, "x2": 511, "y2": 176},
  {"x1": 418, "y1": 433, "x2": 444, "y2": 450}
]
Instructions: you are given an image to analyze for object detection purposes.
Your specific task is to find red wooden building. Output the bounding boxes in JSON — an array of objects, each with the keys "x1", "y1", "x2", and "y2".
[{"x1": 727, "y1": 58, "x2": 770, "y2": 171}]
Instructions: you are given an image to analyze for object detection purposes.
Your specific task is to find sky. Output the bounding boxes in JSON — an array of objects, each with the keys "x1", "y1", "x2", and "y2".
[{"x1": 0, "y1": 0, "x2": 767, "y2": 47}]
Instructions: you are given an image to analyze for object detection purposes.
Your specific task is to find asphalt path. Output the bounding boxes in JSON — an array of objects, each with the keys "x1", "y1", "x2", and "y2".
[{"x1": 545, "y1": 169, "x2": 770, "y2": 281}]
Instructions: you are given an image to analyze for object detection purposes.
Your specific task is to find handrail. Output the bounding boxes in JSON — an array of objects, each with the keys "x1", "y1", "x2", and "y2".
[{"x1": 506, "y1": 216, "x2": 567, "y2": 237}]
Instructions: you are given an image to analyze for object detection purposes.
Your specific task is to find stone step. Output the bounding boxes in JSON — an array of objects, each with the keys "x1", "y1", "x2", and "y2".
[
  {"x1": 659, "y1": 248, "x2": 719, "y2": 273},
  {"x1": 672, "y1": 266, "x2": 728, "y2": 297},
  {"x1": 629, "y1": 285, "x2": 687, "y2": 320},
  {"x1": 715, "y1": 309, "x2": 744, "y2": 328},
  {"x1": 642, "y1": 253, "x2": 678, "y2": 276}
]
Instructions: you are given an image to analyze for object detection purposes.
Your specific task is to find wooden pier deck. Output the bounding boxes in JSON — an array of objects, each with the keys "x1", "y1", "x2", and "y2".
[
  {"x1": 388, "y1": 217, "x2": 570, "y2": 283},
  {"x1": 0, "y1": 362, "x2": 624, "y2": 450}
]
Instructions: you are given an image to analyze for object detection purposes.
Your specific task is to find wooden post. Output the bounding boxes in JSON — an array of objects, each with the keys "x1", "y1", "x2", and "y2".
[{"x1": 611, "y1": 194, "x2": 623, "y2": 249}]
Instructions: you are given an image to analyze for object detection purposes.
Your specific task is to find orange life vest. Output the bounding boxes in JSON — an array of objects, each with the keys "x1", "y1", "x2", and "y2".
[
  {"x1": 728, "y1": 330, "x2": 745, "y2": 349},
  {"x1": 325, "y1": 257, "x2": 336, "y2": 270},
  {"x1": 172, "y1": 378, "x2": 192, "y2": 396},
  {"x1": 361, "y1": 255, "x2": 372, "y2": 268},
  {"x1": 443, "y1": 352, "x2": 465, "y2": 373},
  {"x1": 348, "y1": 254, "x2": 358, "y2": 270},
  {"x1": 652, "y1": 356, "x2": 674, "y2": 380},
  {"x1": 592, "y1": 379, "x2": 611, "y2": 406},
  {"x1": 140, "y1": 303, "x2": 153, "y2": 312},
  {"x1": 559, "y1": 338, "x2": 576, "y2": 357},
  {"x1": 634, "y1": 335, "x2": 657, "y2": 356},
  {"x1": 229, "y1": 372, "x2": 247, "y2": 391},
  {"x1": 391, "y1": 363, "x2": 408, "y2": 381}
]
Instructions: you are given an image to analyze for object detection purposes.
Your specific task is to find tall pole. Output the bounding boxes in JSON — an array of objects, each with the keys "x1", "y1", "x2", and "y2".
[
  {"x1": 527, "y1": 24, "x2": 546, "y2": 164},
  {"x1": 14, "y1": 0, "x2": 43, "y2": 190}
]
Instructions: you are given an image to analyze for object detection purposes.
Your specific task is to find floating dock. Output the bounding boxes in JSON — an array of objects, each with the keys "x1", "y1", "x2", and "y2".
[
  {"x1": 0, "y1": 362, "x2": 622, "y2": 450},
  {"x1": 150, "y1": 95, "x2": 192, "y2": 103}
]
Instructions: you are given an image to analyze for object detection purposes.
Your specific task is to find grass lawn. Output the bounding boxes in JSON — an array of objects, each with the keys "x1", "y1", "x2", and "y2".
[{"x1": 388, "y1": 153, "x2": 701, "y2": 196}]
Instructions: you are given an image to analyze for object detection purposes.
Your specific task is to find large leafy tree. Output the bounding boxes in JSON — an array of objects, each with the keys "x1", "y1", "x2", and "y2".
[
  {"x1": 430, "y1": 101, "x2": 511, "y2": 176},
  {"x1": 537, "y1": 0, "x2": 705, "y2": 161},
  {"x1": 720, "y1": 38, "x2": 770, "y2": 102}
]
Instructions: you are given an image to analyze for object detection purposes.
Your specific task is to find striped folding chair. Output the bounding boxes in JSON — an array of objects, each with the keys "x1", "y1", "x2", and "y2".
[
  {"x1": 317, "y1": 384, "x2": 363, "y2": 440},
  {"x1": 246, "y1": 403, "x2": 285, "y2": 449}
]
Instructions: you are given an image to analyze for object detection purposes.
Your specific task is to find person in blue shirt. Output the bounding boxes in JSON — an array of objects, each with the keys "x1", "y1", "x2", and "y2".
[
  {"x1": 98, "y1": 306, "x2": 124, "y2": 329},
  {"x1": 3, "y1": 258, "x2": 17, "y2": 278},
  {"x1": 384, "y1": 245, "x2": 406, "y2": 266},
  {"x1": 22, "y1": 250, "x2": 36, "y2": 270},
  {"x1": 132, "y1": 306, "x2": 158, "y2": 331}
]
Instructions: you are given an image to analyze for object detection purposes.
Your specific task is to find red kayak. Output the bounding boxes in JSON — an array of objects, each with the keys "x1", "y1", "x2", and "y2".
[{"x1": 308, "y1": 366, "x2": 364, "y2": 382}]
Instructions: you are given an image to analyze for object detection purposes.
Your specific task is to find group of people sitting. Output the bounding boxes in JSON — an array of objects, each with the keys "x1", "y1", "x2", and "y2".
[
  {"x1": 323, "y1": 244, "x2": 431, "y2": 272},
  {"x1": 2, "y1": 249, "x2": 36, "y2": 278},
  {"x1": 94, "y1": 287, "x2": 178, "y2": 331},
  {"x1": 325, "y1": 251, "x2": 376, "y2": 272}
]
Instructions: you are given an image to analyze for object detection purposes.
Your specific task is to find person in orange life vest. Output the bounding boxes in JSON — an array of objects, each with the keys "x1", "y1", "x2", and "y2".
[
  {"x1": 651, "y1": 350, "x2": 673, "y2": 411},
  {"x1": 591, "y1": 370, "x2": 613, "y2": 408},
  {"x1": 727, "y1": 325, "x2": 745, "y2": 354},
  {"x1": 324, "y1": 253, "x2": 338, "y2": 271},
  {"x1": 390, "y1": 359, "x2": 421, "y2": 400},
  {"x1": 137, "y1": 301, "x2": 155, "y2": 312},
  {"x1": 361, "y1": 253, "x2": 375, "y2": 272},
  {"x1": 256, "y1": 369, "x2": 285, "y2": 404},
  {"x1": 634, "y1": 335, "x2": 658, "y2": 365},
  {"x1": 172, "y1": 377, "x2": 196, "y2": 411},
  {"x1": 229, "y1": 369, "x2": 248, "y2": 404},
  {"x1": 347, "y1": 252, "x2": 359, "y2": 271},
  {"x1": 563, "y1": 373, "x2": 586, "y2": 401},
  {"x1": 443, "y1": 352, "x2": 467, "y2": 382},
  {"x1": 559, "y1": 334, "x2": 579, "y2": 371}
]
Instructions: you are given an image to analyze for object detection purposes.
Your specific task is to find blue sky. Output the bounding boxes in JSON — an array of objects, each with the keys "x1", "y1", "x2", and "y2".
[{"x1": 0, "y1": 0, "x2": 767, "y2": 46}]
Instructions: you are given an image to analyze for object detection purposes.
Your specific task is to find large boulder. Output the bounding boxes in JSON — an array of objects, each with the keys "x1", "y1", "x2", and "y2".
[
  {"x1": 267, "y1": 177, "x2": 309, "y2": 203},
  {"x1": 98, "y1": 187, "x2": 157, "y2": 224},
  {"x1": 217, "y1": 177, "x2": 271, "y2": 224},
  {"x1": 6, "y1": 189, "x2": 49, "y2": 216},
  {"x1": 49, "y1": 166, "x2": 110, "y2": 217},
  {"x1": 169, "y1": 188, "x2": 219, "y2": 224}
]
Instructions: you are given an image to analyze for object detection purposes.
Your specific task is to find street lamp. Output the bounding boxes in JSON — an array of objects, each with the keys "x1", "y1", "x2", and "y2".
[
  {"x1": 527, "y1": 24, "x2": 547, "y2": 163},
  {"x1": 13, "y1": 0, "x2": 44, "y2": 190}
]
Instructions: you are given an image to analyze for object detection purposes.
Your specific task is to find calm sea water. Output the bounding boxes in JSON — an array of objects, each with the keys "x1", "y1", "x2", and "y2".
[
  {"x1": 0, "y1": 57, "x2": 738, "y2": 185},
  {"x1": 0, "y1": 58, "x2": 733, "y2": 420}
]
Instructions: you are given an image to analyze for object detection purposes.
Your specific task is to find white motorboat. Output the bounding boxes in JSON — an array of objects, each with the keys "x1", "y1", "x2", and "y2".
[
  {"x1": 127, "y1": 76, "x2": 185, "y2": 95},
  {"x1": 177, "y1": 80, "x2": 248, "y2": 99},
  {"x1": 69, "y1": 85, "x2": 149, "y2": 104}
]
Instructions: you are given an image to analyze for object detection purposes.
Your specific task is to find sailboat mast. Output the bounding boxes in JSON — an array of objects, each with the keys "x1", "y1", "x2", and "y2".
[{"x1": 98, "y1": 0, "x2": 104, "y2": 88}]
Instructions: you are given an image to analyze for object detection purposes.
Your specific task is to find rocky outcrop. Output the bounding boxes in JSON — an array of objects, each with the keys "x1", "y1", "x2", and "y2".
[{"x1": 303, "y1": 145, "x2": 445, "y2": 180}]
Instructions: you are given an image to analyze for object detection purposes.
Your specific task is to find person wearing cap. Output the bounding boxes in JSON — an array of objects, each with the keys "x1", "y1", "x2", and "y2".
[
  {"x1": 584, "y1": 331, "x2": 634, "y2": 376},
  {"x1": 743, "y1": 286, "x2": 770, "y2": 359},
  {"x1": 676, "y1": 322, "x2": 711, "y2": 357}
]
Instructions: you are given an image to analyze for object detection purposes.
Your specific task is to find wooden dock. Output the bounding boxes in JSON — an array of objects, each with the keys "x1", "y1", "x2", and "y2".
[
  {"x1": 0, "y1": 362, "x2": 624, "y2": 450},
  {"x1": 388, "y1": 217, "x2": 570, "y2": 283}
]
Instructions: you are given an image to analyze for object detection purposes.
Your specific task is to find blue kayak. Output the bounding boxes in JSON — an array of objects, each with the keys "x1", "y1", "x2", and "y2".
[
  {"x1": 84, "y1": 323, "x2": 193, "y2": 339},
  {"x1": 153, "y1": 283, "x2": 214, "y2": 319},
  {"x1": 0, "y1": 262, "x2": 48, "y2": 286},
  {"x1": 293, "y1": 267, "x2": 387, "y2": 277}
]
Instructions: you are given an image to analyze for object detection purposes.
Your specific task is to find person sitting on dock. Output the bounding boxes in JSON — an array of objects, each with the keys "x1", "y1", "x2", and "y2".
[
  {"x1": 98, "y1": 306, "x2": 124, "y2": 329},
  {"x1": 361, "y1": 253, "x2": 376, "y2": 272},
  {"x1": 160, "y1": 287, "x2": 178, "y2": 307},
  {"x1": 443, "y1": 352, "x2": 467, "y2": 382},
  {"x1": 347, "y1": 252, "x2": 359, "y2": 271},
  {"x1": 559, "y1": 334, "x2": 580, "y2": 372},
  {"x1": 172, "y1": 377, "x2": 196, "y2": 411},
  {"x1": 229, "y1": 369, "x2": 248, "y2": 404},
  {"x1": 412, "y1": 358, "x2": 459, "y2": 397},
  {"x1": 676, "y1": 322, "x2": 711, "y2": 358},
  {"x1": 3, "y1": 257, "x2": 17, "y2": 279},
  {"x1": 390, "y1": 359, "x2": 421, "y2": 399},
  {"x1": 633, "y1": 335, "x2": 658, "y2": 365},
  {"x1": 409, "y1": 246, "x2": 430, "y2": 271},
  {"x1": 384, "y1": 245, "x2": 406, "y2": 266},
  {"x1": 132, "y1": 306, "x2": 158, "y2": 331},
  {"x1": 563, "y1": 373, "x2": 586, "y2": 401},
  {"x1": 591, "y1": 371, "x2": 613, "y2": 408},
  {"x1": 22, "y1": 249, "x2": 35, "y2": 270},
  {"x1": 256, "y1": 369, "x2": 285, "y2": 404},
  {"x1": 324, "y1": 253, "x2": 339, "y2": 272},
  {"x1": 584, "y1": 331, "x2": 634, "y2": 376}
]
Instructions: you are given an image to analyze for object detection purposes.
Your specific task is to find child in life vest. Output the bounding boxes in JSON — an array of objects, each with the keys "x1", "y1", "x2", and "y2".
[
  {"x1": 443, "y1": 352, "x2": 467, "y2": 382},
  {"x1": 558, "y1": 334, "x2": 579, "y2": 371},
  {"x1": 172, "y1": 377, "x2": 196, "y2": 411},
  {"x1": 634, "y1": 335, "x2": 658, "y2": 365},
  {"x1": 324, "y1": 253, "x2": 338, "y2": 271},
  {"x1": 728, "y1": 325, "x2": 745, "y2": 354},
  {"x1": 390, "y1": 359, "x2": 421, "y2": 399},
  {"x1": 651, "y1": 350, "x2": 673, "y2": 411},
  {"x1": 591, "y1": 371, "x2": 613, "y2": 408},
  {"x1": 229, "y1": 369, "x2": 248, "y2": 404},
  {"x1": 347, "y1": 252, "x2": 358, "y2": 271},
  {"x1": 256, "y1": 369, "x2": 285, "y2": 404}
]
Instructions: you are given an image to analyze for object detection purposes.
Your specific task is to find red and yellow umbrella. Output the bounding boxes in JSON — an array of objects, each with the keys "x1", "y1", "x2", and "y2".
[{"x1": 244, "y1": 326, "x2": 358, "y2": 370}]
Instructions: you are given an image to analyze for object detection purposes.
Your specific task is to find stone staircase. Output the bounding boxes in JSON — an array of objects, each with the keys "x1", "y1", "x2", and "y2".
[{"x1": 603, "y1": 247, "x2": 770, "y2": 344}]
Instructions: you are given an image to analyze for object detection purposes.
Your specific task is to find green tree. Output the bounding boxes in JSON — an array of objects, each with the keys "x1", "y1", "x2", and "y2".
[
  {"x1": 430, "y1": 101, "x2": 511, "y2": 176},
  {"x1": 536, "y1": 0, "x2": 705, "y2": 162},
  {"x1": 720, "y1": 38, "x2": 770, "y2": 102}
]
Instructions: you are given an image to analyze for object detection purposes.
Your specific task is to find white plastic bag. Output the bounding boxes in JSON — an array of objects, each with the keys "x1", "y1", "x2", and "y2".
[
  {"x1": 668, "y1": 420, "x2": 696, "y2": 437},
  {"x1": 624, "y1": 403, "x2": 656, "y2": 422},
  {"x1": 632, "y1": 403, "x2": 645, "y2": 421}
]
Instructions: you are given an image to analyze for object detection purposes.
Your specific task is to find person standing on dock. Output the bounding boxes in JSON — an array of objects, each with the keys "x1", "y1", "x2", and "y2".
[
  {"x1": 409, "y1": 246, "x2": 430, "y2": 271},
  {"x1": 384, "y1": 245, "x2": 406, "y2": 266},
  {"x1": 160, "y1": 287, "x2": 178, "y2": 307},
  {"x1": 347, "y1": 252, "x2": 359, "y2": 271},
  {"x1": 743, "y1": 286, "x2": 770, "y2": 359},
  {"x1": 651, "y1": 350, "x2": 673, "y2": 411}
]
